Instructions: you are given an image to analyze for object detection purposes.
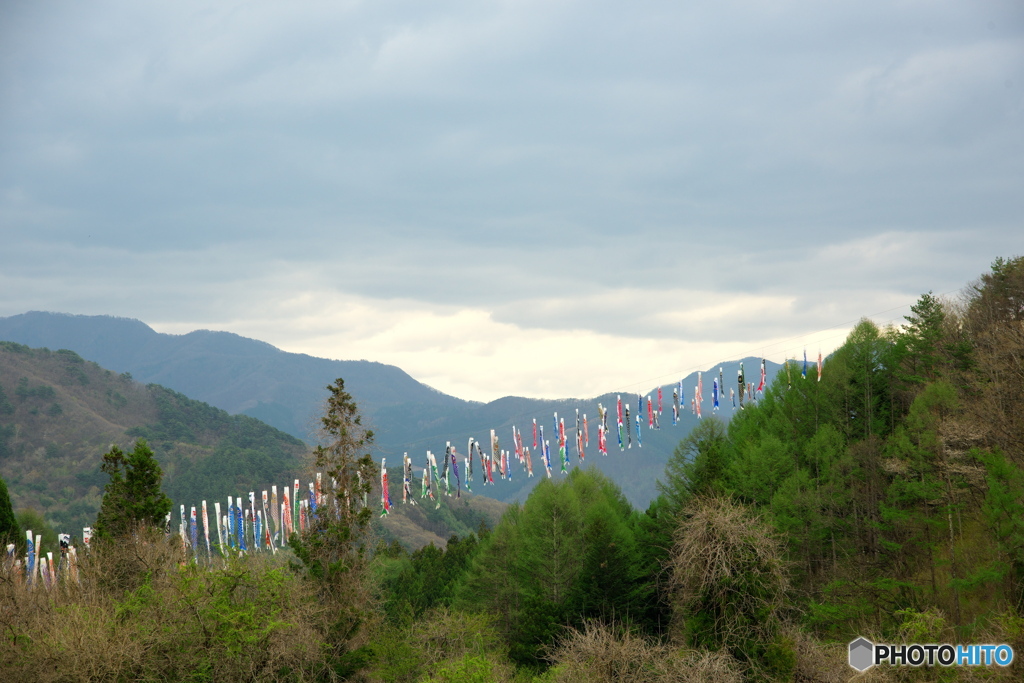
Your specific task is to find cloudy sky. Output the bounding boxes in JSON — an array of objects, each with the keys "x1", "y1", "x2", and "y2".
[{"x1": 1, "y1": 0, "x2": 1022, "y2": 402}]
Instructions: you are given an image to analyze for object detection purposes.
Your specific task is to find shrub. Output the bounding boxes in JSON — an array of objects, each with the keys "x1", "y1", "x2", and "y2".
[
  {"x1": 548, "y1": 619, "x2": 742, "y2": 683},
  {"x1": 667, "y1": 496, "x2": 789, "y2": 670}
]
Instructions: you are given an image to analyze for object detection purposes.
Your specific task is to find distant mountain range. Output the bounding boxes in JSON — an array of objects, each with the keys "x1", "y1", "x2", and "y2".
[
  {"x1": 0, "y1": 340, "x2": 506, "y2": 548},
  {"x1": 0, "y1": 312, "x2": 460, "y2": 440},
  {"x1": 0, "y1": 312, "x2": 781, "y2": 509}
]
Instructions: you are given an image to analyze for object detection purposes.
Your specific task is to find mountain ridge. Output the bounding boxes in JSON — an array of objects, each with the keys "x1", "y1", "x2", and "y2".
[{"x1": 0, "y1": 311, "x2": 781, "y2": 508}]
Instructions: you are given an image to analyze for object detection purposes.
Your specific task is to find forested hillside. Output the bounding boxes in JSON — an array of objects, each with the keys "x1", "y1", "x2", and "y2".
[
  {"x1": 365, "y1": 256, "x2": 1024, "y2": 680},
  {"x1": 0, "y1": 343, "x2": 306, "y2": 532},
  {"x1": 687, "y1": 256, "x2": 1024, "y2": 639}
]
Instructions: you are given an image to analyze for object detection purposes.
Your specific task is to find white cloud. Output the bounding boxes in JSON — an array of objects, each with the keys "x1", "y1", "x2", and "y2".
[{"x1": 149, "y1": 289, "x2": 859, "y2": 402}]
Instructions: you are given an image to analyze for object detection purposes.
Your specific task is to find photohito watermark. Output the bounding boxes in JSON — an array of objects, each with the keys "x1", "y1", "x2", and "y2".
[{"x1": 848, "y1": 637, "x2": 1014, "y2": 671}]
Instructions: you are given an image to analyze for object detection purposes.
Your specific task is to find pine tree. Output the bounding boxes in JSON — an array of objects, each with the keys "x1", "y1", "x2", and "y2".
[
  {"x1": 94, "y1": 440, "x2": 172, "y2": 539},
  {"x1": 657, "y1": 416, "x2": 730, "y2": 513},
  {"x1": 980, "y1": 448, "x2": 1024, "y2": 610},
  {"x1": 900, "y1": 291, "x2": 947, "y2": 386},
  {"x1": 0, "y1": 474, "x2": 21, "y2": 552},
  {"x1": 288, "y1": 378, "x2": 376, "y2": 673}
]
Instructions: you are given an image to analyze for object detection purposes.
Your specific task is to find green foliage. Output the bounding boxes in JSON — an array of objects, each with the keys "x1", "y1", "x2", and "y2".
[
  {"x1": 899, "y1": 291, "x2": 948, "y2": 386},
  {"x1": 0, "y1": 383, "x2": 15, "y2": 414},
  {"x1": 166, "y1": 563, "x2": 300, "y2": 668},
  {"x1": 631, "y1": 495, "x2": 676, "y2": 632},
  {"x1": 761, "y1": 635, "x2": 797, "y2": 682},
  {"x1": 658, "y1": 416, "x2": 730, "y2": 512},
  {"x1": 14, "y1": 377, "x2": 56, "y2": 403},
  {"x1": 94, "y1": 439, "x2": 172, "y2": 539},
  {"x1": 14, "y1": 508, "x2": 57, "y2": 552},
  {"x1": 0, "y1": 475, "x2": 22, "y2": 552},
  {"x1": 728, "y1": 434, "x2": 794, "y2": 506},
  {"x1": 377, "y1": 532, "x2": 484, "y2": 625},
  {"x1": 895, "y1": 607, "x2": 950, "y2": 642},
  {"x1": 979, "y1": 448, "x2": 1024, "y2": 610},
  {"x1": 0, "y1": 341, "x2": 31, "y2": 354},
  {"x1": 420, "y1": 655, "x2": 499, "y2": 683},
  {"x1": 365, "y1": 608, "x2": 511, "y2": 683},
  {"x1": 2, "y1": 535, "x2": 334, "y2": 682},
  {"x1": 57, "y1": 348, "x2": 90, "y2": 385},
  {"x1": 458, "y1": 468, "x2": 646, "y2": 666},
  {"x1": 969, "y1": 255, "x2": 1024, "y2": 323}
]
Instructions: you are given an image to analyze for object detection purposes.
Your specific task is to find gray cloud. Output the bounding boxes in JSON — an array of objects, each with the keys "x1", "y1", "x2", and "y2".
[{"x1": 2, "y1": 0, "x2": 1023, "y2": 390}]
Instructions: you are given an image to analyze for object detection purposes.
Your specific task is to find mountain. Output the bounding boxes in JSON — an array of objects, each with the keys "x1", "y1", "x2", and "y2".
[
  {"x1": 0, "y1": 312, "x2": 782, "y2": 509},
  {"x1": 0, "y1": 341, "x2": 307, "y2": 533},
  {"x1": 0, "y1": 312, "x2": 462, "y2": 441}
]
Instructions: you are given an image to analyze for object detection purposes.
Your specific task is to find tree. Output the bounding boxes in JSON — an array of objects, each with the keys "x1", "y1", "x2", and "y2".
[
  {"x1": 962, "y1": 256, "x2": 1024, "y2": 465},
  {"x1": 657, "y1": 416, "x2": 730, "y2": 514},
  {"x1": 979, "y1": 448, "x2": 1024, "y2": 611},
  {"x1": 727, "y1": 434, "x2": 794, "y2": 506},
  {"x1": 288, "y1": 378, "x2": 377, "y2": 675},
  {"x1": 966, "y1": 255, "x2": 1024, "y2": 325},
  {"x1": 17, "y1": 508, "x2": 58, "y2": 554},
  {"x1": 94, "y1": 439, "x2": 172, "y2": 539},
  {"x1": 900, "y1": 291, "x2": 947, "y2": 387},
  {"x1": 667, "y1": 497, "x2": 791, "y2": 676},
  {"x1": 457, "y1": 468, "x2": 643, "y2": 665},
  {"x1": 0, "y1": 475, "x2": 22, "y2": 552}
]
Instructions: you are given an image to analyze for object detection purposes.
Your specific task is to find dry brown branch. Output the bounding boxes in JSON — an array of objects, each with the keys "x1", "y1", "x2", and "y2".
[
  {"x1": 548, "y1": 619, "x2": 743, "y2": 683},
  {"x1": 666, "y1": 496, "x2": 789, "y2": 650}
]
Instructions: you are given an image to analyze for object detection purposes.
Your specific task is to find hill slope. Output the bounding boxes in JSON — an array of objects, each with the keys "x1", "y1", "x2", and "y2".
[
  {"x1": 376, "y1": 490, "x2": 507, "y2": 550},
  {"x1": 0, "y1": 342, "x2": 308, "y2": 533}
]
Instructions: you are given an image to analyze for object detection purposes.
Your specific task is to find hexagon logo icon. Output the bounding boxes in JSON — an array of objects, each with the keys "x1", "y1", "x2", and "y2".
[{"x1": 849, "y1": 637, "x2": 874, "y2": 671}]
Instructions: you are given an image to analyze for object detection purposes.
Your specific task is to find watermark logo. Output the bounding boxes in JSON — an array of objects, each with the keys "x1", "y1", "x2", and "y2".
[
  {"x1": 848, "y1": 638, "x2": 1015, "y2": 670},
  {"x1": 848, "y1": 637, "x2": 874, "y2": 671}
]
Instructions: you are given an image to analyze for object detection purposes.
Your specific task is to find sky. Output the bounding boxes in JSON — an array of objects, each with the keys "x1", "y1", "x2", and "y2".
[{"x1": 1, "y1": 0, "x2": 1022, "y2": 402}]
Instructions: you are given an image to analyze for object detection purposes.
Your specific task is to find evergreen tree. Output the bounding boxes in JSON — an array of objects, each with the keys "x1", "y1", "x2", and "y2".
[
  {"x1": 457, "y1": 468, "x2": 644, "y2": 665},
  {"x1": 94, "y1": 439, "x2": 172, "y2": 539},
  {"x1": 456, "y1": 503, "x2": 524, "y2": 648},
  {"x1": 727, "y1": 434, "x2": 794, "y2": 506},
  {"x1": 0, "y1": 474, "x2": 21, "y2": 552},
  {"x1": 901, "y1": 291, "x2": 947, "y2": 385},
  {"x1": 979, "y1": 448, "x2": 1024, "y2": 611},
  {"x1": 288, "y1": 377, "x2": 376, "y2": 675},
  {"x1": 657, "y1": 416, "x2": 729, "y2": 514},
  {"x1": 968, "y1": 255, "x2": 1024, "y2": 324}
]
